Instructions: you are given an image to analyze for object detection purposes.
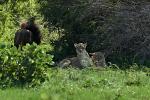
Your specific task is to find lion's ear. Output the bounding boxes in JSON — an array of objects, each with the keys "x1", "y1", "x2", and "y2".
[
  {"x1": 83, "y1": 43, "x2": 87, "y2": 48},
  {"x1": 74, "y1": 43, "x2": 77, "y2": 47},
  {"x1": 103, "y1": 52, "x2": 105, "y2": 56}
]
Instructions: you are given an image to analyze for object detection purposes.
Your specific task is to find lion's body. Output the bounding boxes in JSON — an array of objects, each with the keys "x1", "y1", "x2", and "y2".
[{"x1": 58, "y1": 43, "x2": 94, "y2": 68}]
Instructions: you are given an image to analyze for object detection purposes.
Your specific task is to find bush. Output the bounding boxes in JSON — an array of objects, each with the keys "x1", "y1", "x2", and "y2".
[
  {"x1": 39, "y1": 0, "x2": 150, "y2": 66},
  {"x1": 0, "y1": 42, "x2": 54, "y2": 88}
]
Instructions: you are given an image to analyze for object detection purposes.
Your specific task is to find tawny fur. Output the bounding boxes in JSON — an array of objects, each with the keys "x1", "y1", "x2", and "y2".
[{"x1": 89, "y1": 52, "x2": 106, "y2": 67}]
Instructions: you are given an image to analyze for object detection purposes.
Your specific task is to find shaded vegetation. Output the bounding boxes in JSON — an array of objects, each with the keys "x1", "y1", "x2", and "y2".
[
  {"x1": 39, "y1": 0, "x2": 150, "y2": 66},
  {"x1": 1, "y1": 0, "x2": 150, "y2": 65}
]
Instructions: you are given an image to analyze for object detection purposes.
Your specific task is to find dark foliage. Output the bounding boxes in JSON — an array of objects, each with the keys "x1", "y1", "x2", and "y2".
[{"x1": 39, "y1": 0, "x2": 150, "y2": 66}]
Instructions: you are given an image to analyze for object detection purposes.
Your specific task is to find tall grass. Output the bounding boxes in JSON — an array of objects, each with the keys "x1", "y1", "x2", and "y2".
[{"x1": 0, "y1": 68, "x2": 150, "y2": 100}]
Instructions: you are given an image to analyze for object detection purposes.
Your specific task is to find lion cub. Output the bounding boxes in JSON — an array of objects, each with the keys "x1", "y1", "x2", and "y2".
[{"x1": 89, "y1": 52, "x2": 106, "y2": 67}]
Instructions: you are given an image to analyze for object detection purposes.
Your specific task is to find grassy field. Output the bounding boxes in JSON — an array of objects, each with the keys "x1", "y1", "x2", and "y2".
[{"x1": 0, "y1": 68, "x2": 150, "y2": 100}]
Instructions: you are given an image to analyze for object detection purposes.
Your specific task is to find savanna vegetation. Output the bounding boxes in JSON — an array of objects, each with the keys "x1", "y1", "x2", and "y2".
[{"x1": 0, "y1": 0, "x2": 150, "y2": 100}]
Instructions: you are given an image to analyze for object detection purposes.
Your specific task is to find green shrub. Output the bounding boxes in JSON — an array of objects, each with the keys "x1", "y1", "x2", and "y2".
[{"x1": 0, "y1": 42, "x2": 54, "y2": 88}]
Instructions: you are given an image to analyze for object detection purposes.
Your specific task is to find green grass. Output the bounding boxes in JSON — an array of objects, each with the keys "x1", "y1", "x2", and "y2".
[{"x1": 0, "y1": 68, "x2": 150, "y2": 100}]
